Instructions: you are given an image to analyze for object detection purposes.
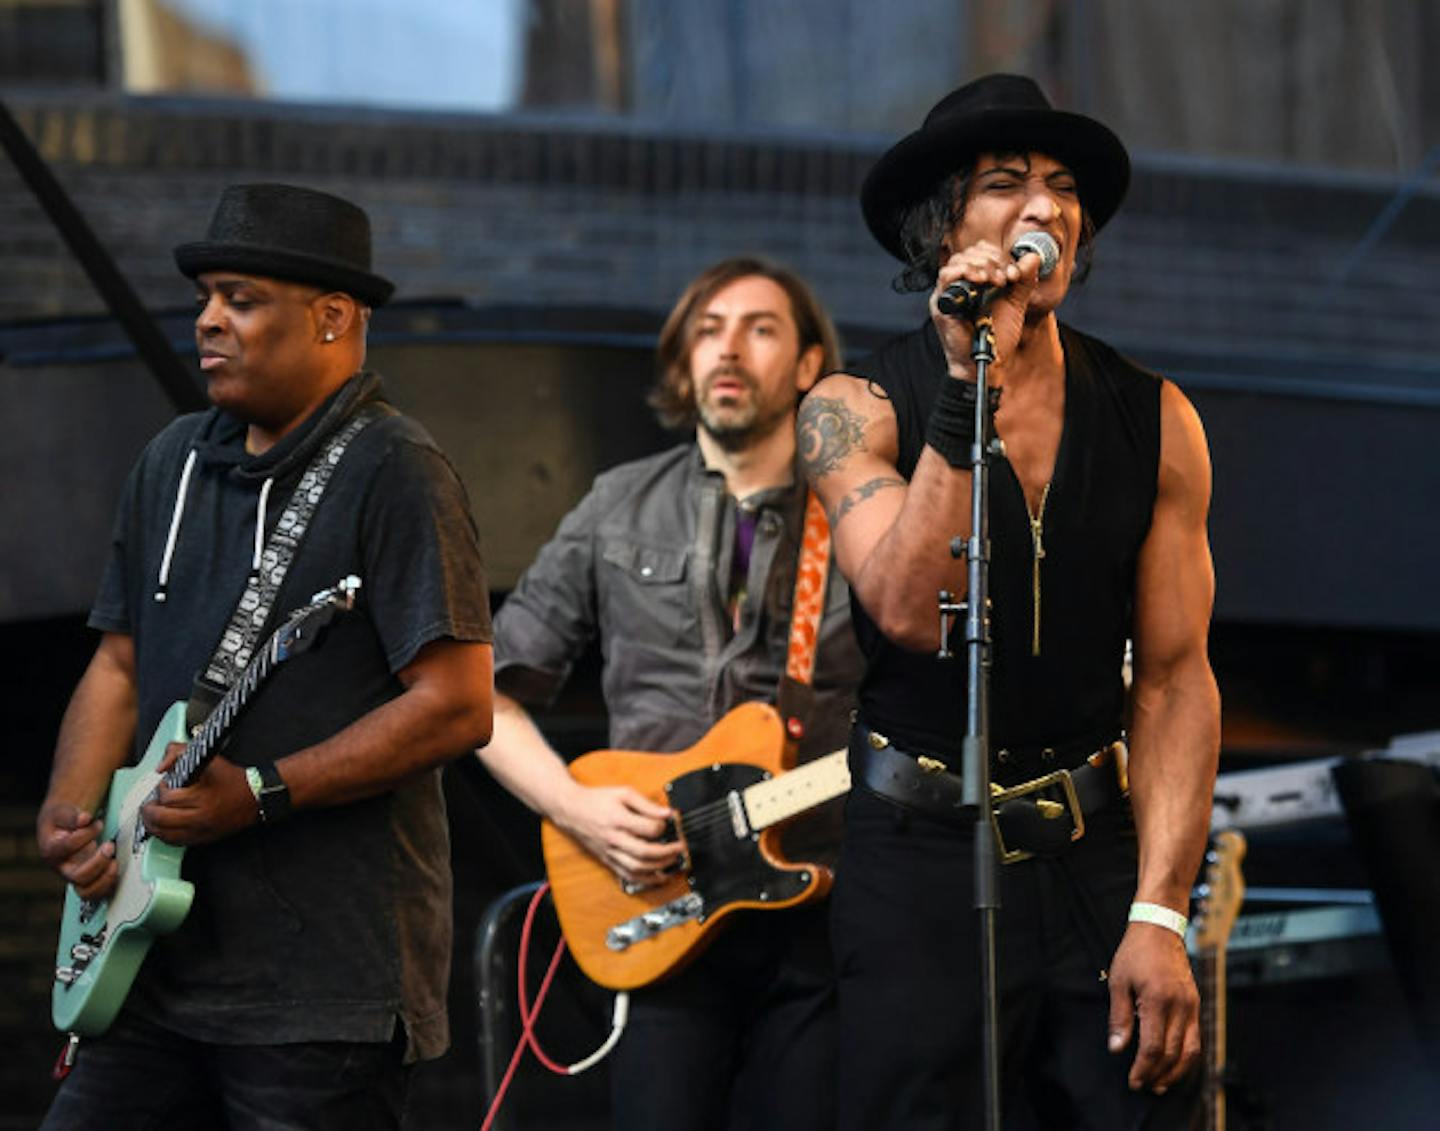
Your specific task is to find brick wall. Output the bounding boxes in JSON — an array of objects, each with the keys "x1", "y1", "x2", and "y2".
[{"x1": 4, "y1": 92, "x2": 1440, "y2": 379}]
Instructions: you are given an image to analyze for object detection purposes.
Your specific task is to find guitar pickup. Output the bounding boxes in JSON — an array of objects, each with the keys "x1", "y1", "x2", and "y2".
[
  {"x1": 726, "y1": 791, "x2": 751, "y2": 839},
  {"x1": 69, "y1": 942, "x2": 99, "y2": 964},
  {"x1": 606, "y1": 892, "x2": 704, "y2": 952}
]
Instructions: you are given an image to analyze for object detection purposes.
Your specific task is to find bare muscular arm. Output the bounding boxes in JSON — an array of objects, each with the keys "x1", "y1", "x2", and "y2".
[
  {"x1": 140, "y1": 638, "x2": 495, "y2": 845},
  {"x1": 36, "y1": 632, "x2": 139, "y2": 901},
  {"x1": 799, "y1": 243, "x2": 1046, "y2": 651},
  {"x1": 798, "y1": 379, "x2": 971, "y2": 650},
  {"x1": 1106, "y1": 380, "x2": 1221, "y2": 1091}
]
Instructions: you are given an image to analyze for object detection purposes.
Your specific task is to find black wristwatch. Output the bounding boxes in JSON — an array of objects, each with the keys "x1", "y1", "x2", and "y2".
[{"x1": 245, "y1": 762, "x2": 291, "y2": 824}]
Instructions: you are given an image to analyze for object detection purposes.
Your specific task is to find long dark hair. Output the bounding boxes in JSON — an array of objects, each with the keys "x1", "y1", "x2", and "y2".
[{"x1": 650, "y1": 256, "x2": 841, "y2": 430}]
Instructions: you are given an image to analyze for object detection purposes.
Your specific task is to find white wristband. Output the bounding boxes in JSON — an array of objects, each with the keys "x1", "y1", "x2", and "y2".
[{"x1": 1128, "y1": 901, "x2": 1189, "y2": 938}]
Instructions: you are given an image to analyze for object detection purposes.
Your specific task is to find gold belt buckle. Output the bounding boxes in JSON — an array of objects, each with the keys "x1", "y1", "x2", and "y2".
[
  {"x1": 988, "y1": 768, "x2": 1085, "y2": 864},
  {"x1": 1100, "y1": 739, "x2": 1129, "y2": 795}
]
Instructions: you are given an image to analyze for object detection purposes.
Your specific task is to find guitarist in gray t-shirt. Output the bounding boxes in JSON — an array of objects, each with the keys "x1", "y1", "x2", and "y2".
[{"x1": 38, "y1": 184, "x2": 494, "y2": 1130}]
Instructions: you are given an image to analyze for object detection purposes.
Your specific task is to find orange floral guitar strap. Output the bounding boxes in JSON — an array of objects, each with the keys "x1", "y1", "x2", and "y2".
[{"x1": 777, "y1": 490, "x2": 832, "y2": 747}]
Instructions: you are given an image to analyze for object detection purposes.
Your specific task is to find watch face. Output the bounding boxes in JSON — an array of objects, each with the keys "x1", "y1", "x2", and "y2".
[{"x1": 247, "y1": 765, "x2": 289, "y2": 821}]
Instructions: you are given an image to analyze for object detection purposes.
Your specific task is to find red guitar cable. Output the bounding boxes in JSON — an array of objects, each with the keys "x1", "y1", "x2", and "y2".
[{"x1": 479, "y1": 882, "x2": 629, "y2": 1131}]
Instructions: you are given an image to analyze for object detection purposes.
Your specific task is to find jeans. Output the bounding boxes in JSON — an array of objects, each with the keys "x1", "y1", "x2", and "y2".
[{"x1": 41, "y1": 1010, "x2": 412, "y2": 1131}]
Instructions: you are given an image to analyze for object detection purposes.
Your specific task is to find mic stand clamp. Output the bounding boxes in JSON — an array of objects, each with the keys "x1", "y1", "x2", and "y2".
[
  {"x1": 936, "y1": 587, "x2": 964, "y2": 660},
  {"x1": 934, "y1": 314, "x2": 1004, "y2": 1131}
]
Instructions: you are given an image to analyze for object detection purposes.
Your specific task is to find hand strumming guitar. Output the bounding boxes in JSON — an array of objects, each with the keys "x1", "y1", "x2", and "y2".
[
  {"x1": 552, "y1": 779, "x2": 682, "y2": 890},
  {"x1": 37, "y1": 800, "x2": 118, "y2": 902}
]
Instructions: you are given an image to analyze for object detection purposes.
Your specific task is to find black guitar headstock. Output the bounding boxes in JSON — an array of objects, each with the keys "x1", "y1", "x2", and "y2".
[{"x1": 274, "y1": 575, "x2": 362, "y2": 662}]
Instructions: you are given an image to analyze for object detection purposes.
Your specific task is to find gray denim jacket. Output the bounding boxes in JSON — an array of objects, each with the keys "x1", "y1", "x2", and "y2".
[{"x1": 494, "y1": 443, "x2": 864, "y2": 860}]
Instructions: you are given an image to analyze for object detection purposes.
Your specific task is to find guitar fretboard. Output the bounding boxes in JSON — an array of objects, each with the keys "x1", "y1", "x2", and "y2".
[
  {"x1": 741, "y1": 749, "x2": 850, "y2": 830},
  {"x1": 164, "y1": 634, "x2": 281, "y2": 790},
  {"x1": 1201, "y1": 945, "x2": 1227, "y2": 1131}
]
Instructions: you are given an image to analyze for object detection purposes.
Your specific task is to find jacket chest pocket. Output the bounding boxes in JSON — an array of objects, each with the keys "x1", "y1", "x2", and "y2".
[{"x1": 599, "y1": 539, "x2": 695, "y2": 646}]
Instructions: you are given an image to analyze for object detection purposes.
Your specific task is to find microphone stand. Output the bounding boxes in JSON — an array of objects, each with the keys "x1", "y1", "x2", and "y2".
[{"x1": 937, "y1": 311, "x2": 1002, "y2": 1131}]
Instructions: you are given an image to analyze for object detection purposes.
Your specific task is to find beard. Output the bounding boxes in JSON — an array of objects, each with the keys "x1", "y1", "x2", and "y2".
[{"x1": 696, "y1": 365, "x2": 791, "y2": 450}]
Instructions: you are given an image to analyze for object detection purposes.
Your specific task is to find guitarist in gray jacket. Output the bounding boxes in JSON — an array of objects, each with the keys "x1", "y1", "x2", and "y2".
[
  {"x1": 477, "y1": 256, "x2": 864, "y2": 1131},
  {"x1": 37, "y1": 184, "x2": 494, "y2": 1129}
]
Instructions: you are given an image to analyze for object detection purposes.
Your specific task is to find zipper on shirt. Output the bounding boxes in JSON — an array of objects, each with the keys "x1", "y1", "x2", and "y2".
[{"x1": 1028, "y1": 482, "x2": 1051, "y2": 656}]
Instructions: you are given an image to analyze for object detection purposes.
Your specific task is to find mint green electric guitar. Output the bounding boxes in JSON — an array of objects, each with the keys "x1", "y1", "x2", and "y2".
[{"x1": 51, "y1": 576, "x2": 360, "y2": 1036}]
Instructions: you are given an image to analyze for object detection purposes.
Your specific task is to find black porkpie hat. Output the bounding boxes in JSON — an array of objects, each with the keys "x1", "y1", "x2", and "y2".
[
  {"x1": 861, "y1": 73, "x2": 1131, "y2": 262},
  {"x1": 174, "y1": 183, "x2": 395, "y2": 306}
]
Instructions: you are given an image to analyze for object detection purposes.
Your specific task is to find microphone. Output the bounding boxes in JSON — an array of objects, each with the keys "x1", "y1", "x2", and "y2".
[{"x1": 936, "y1": 231, "x2": 1060, "y2": 318}]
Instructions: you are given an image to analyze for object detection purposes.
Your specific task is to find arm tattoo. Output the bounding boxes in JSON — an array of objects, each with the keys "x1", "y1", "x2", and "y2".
[
  {"x1": 826, "y1": 476, "x2": 907, "y2": 531},
  {"x1": 798, "y1": 395, "x2": 868, "y2": 480}
]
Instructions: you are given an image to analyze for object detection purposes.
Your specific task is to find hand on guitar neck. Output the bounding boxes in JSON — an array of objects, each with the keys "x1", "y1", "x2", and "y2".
[
  {"x1": 40, "y1": 742, "x2": 263, "y2": 902},
  {"x1": 138, "y1": 743, "x2": 257, "y2": 847}
]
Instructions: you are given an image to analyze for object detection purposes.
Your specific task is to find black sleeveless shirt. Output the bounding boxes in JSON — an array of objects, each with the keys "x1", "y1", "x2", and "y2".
[{"x1": 849, "y1": 321, "x2": 1161, "y2": 759}]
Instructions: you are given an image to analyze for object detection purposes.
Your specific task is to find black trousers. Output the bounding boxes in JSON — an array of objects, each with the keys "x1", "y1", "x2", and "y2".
[
  {"x1": 832, "y1": 785, "x2": 1199, "y2": 1131},
  {"x1": 41, "y1": 1010, "x2": 411, "y2": 1130},
  {"x1": 608, "y1": 902, "x2": 837, "y2": 1131}
]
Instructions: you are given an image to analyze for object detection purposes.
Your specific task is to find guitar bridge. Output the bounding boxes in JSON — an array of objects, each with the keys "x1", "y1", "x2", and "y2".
[{"x1": 605, "y1": 892, "x2": 704, "y2": 952}]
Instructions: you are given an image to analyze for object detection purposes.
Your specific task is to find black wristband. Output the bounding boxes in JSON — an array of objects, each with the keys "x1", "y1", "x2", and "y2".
[{"x1": 925, "y1": 378, "x2": 1000, "y2": 468}]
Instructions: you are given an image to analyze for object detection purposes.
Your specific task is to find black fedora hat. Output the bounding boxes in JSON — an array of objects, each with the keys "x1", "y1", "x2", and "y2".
[
  {"x1": 861, "y1": 73, "x2": 1130, "y2": 262},
  {"x1": 174, "y1": 183, "x2": 395, "y2": 306}
]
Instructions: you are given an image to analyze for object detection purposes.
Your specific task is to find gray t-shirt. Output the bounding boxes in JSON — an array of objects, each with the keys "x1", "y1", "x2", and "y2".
[{"x1": 91, "y1": 372, "x2": 491, "y2": 1060}]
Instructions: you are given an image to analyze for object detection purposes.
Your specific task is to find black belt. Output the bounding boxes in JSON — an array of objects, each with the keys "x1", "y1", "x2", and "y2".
[{"x1": 849, "y1": 724, "x2": 1127, "y2": 863}]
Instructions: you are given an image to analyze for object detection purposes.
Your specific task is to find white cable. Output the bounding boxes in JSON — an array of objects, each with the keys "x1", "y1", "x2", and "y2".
[{"x1": 565, "y1": 991, "x2": 629, "y2": 1074}]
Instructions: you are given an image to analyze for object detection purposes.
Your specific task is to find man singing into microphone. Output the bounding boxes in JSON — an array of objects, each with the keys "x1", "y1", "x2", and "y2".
[{"x1": 798, "y1": 74, "x2": 1220, "y2": 1129}]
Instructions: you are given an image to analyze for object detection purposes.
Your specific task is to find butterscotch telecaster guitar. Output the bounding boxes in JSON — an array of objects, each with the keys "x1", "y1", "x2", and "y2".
[{"x1": 541, "y1": 701, "x2": 851, "y2": 991}]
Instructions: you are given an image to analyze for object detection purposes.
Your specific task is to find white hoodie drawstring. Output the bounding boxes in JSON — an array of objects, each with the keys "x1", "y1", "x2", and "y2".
[
  {"x1": 251, "y1": 477, "x2": 274, "y2": 578},
  {"x1": 154, "y1": 454, "x2": 274, "y2": 600},
  {"x1": 154, "y1": 449, "x2": 198, "y2": 602}
]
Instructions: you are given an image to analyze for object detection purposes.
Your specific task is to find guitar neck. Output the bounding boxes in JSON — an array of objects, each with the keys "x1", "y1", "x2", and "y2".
[
  {"x1": 1201, "y1": 945, "x2": 1227, "y2": 1131},
  {"x1": 164, "y1": 639, "x2": 278, "y2": 790},
  {"x1": 741, "y1": 749, "x2": 850, "y2": 831}
]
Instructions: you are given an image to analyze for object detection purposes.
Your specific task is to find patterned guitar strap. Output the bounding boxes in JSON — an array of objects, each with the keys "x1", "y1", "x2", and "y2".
[
  {"x1": 185, "y1": 403, "x2": 387, "y2": 729},
  {"x1": 775, "y1": 490, "x2": 832, "y2": 751}
]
